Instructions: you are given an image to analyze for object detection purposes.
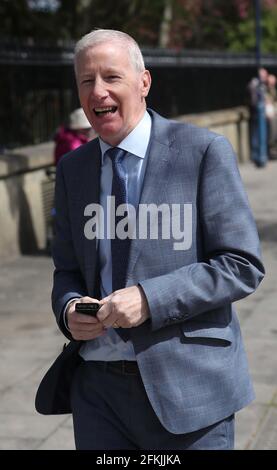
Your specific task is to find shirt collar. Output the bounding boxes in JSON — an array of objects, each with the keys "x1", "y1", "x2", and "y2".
[{"x1": 99, "y1": 111, "x2": 151, "y2": 164}]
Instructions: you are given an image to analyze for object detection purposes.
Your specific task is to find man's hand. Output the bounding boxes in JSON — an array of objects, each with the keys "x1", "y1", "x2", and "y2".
[
  {"x1": 98, "y1": 285, "x2": 150, "y2": 329},
  {"x1": 66, "y1": 297, "x2": 106, "y2": 341}
]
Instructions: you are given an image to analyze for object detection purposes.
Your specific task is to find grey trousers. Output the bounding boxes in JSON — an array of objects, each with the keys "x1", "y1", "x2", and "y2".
[{"x1": 70, "y1": 360, "x2": 235, "y2": 450}]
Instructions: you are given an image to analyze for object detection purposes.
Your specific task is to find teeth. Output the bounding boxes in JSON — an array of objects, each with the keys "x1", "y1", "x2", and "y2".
[{"x1": 94, "y1": 107, "x2": 114, "y2": 112}]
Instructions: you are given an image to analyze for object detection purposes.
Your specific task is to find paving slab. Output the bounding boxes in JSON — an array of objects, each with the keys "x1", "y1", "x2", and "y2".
[
  {"x1": 234, "y1": 403, "x2": 268, "y2": 450},
  {"x1": 235, "y1": 160, "x2": 277, "y2": 450},
  {"x1": 0, "y1": 413, "x2": 67, "y2": 440},
  {"x1": 36, "y1": 418, "x2": 75, "y2": 450},
  {"x1": 0, "y1": 438, "x2": 42, "y2": 450},
  {"x1": 249, "y1": 407, "x2": 277, "y2": 450}
]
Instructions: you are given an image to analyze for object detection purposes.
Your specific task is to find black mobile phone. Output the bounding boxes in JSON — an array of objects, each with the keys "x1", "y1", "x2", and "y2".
[{"x1": 75, "y1": 303, "x2": 100, "y2": 317}]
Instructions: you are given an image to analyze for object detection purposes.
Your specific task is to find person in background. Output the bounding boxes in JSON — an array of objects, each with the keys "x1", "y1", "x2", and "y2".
[
  {"x1": 265, "y1": 74, "x2": 277, "y2": 159},
  {"x1": 247, "y1": 67, "x2": 269, "y2": 167},
  {"x1": 54, "y1": 107, "x2": 95, "y2": 165}
]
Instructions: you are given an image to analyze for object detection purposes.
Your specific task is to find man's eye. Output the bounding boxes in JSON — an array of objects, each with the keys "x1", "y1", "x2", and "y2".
[{"x1": 81, "y1": 79, "x2": 94, "y2": 85}]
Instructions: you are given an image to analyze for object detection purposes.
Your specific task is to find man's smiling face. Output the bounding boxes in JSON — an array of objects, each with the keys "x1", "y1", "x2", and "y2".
[{"x1": 75, "y1": 41, "x2": 151, "y2": 146}]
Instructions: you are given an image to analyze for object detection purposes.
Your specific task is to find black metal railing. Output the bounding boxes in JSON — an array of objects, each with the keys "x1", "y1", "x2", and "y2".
[{"x1": 1, "y1": 40, "x2": 277, "y2": 148}]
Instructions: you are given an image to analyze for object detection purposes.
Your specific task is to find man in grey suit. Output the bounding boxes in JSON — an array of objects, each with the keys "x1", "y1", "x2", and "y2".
[{"x1": 36, "y1": 29, "x2": 265, "y2": 449}]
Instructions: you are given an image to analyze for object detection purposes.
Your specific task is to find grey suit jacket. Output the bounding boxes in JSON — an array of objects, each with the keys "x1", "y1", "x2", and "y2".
[{"x1": 39, "y1": 109, "x2": 265, "y2": 434}]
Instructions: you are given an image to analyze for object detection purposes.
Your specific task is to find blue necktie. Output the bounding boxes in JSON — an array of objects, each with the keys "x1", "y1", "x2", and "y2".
[{"x1": 107, "y1": 147, "x2": 131, "y2": 341}]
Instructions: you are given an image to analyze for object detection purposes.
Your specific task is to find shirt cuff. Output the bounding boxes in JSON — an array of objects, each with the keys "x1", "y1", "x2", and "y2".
[{"x1": 63, "y1": 298, "x2": 80, "y2": 331}]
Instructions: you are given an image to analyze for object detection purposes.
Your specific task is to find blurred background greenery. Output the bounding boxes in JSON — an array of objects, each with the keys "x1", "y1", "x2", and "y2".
[
  {"x1": 2, "y1": 0, "x2": 277, "y2": 148},
  {"x1": 2, "y1": 0, "x2": 277, "y2": 51}
]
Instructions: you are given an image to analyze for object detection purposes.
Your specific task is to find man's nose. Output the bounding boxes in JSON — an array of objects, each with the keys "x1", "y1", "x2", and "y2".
[{"x1": 92, "y1": 78, "x2": 108, "y2": 100}]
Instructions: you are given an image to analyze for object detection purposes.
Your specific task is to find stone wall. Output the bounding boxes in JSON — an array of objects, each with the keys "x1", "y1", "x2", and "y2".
[
  {"x1": 176, "y1": 106, "x2": 250, "y2": 163},
  {"x1": 0, "y1": 107, "x2": 250, "y2": 259},
  {"x1": 0, "y1": 143, "x2": 54, "y2": 259}
]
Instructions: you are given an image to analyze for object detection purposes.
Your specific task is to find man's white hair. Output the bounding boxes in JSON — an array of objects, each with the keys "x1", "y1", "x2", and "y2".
[{"x1": 74, "y1": 29, "x2": 145, "y2": 73}]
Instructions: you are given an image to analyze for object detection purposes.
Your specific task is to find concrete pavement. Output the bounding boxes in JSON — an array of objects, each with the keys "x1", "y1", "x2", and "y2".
[{"x1": 0, "y1": 160, "x2": 276, "y2": 450}]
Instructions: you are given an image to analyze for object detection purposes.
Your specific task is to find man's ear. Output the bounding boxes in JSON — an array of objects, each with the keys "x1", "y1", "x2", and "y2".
[{"x1": 141, "y1": 70, "x2": 152, "y2": 98}]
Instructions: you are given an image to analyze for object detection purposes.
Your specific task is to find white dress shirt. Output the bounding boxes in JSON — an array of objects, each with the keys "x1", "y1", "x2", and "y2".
[{"x1": 79, "y1": 110, "x2": 152, "y2": 361}]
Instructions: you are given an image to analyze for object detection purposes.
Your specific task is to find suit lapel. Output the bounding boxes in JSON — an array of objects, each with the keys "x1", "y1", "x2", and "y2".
[{"x1": 127, "y1": 111, "x2": 179, "y2": 278}]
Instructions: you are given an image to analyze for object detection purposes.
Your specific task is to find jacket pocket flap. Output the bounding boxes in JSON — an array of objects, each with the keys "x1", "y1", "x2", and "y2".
[{"x1": 181, "y1": 323, "x2": 233, "y2": 343}]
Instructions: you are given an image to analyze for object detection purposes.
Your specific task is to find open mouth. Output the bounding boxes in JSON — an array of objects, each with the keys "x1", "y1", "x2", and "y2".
[{"x1": 94, "y1": 106, "x2": 117, "y2": 116}]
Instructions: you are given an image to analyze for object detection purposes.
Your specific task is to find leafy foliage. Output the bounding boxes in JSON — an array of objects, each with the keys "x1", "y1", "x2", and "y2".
[{"x1": 1, "y1": 0, "x2": 277, "y2": 52}]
